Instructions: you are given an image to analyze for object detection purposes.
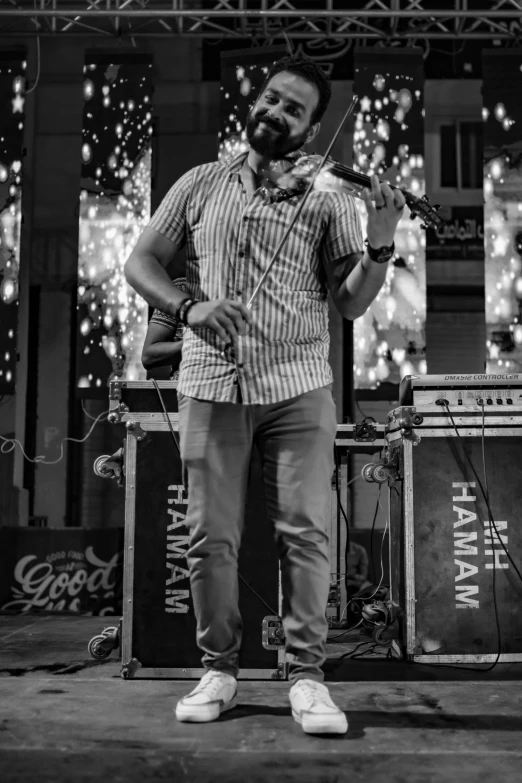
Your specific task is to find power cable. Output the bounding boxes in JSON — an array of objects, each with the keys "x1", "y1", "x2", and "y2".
[
  {"x1": 152, "y1": 378, "x2": 180, "y2": 454},
  {"x1": 327, "y1": 618, "x2": 363, "y2": 641},
  {"x1": 0, "y1": 409, "x2": 109, "y2": 465},
  {"x1": 440, "y1": 400, "x2": 522, "y2": 583},
  {"x1": 25, "y1": 8, "x2": 41, "y2": 95},
  {"x1": 412, "y1": 399, "x2": 520, "y2": 673},
  {"x1": 369, "y1": 484, "x2": 381, "y2": 583},
  {"x1": 355, "y1": 398, "x2": 375, "y2": 422}
]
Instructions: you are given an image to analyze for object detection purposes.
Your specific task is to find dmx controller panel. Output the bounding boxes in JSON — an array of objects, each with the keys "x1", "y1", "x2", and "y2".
[
  {"x1": 415, "y1": 388, "x2": 522, "y2": 407},
  {"x1": 399, "y1": 374, "x2": 522, "y2": 408}
]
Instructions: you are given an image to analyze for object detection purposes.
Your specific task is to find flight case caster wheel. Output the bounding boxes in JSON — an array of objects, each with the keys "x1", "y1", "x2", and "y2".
[
  {"x1": 361, "y1": 463, "x2": 376, "y2": 483},
  {"x1": 87, "y1": 625, "x2": 119, "y2": 660},
  {"x1": 93, "y1": 455, "x2": 114, "y2": 479},
  {"x1": 88, "y1": 635, "x2": 113, "y2": 660},
  {"x1": 361, "y1": 462, "x2": 389, "y2": 484}
]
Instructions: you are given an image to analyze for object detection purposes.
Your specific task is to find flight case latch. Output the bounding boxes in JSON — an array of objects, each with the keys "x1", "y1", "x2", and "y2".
[{"x1": 262, "y1": 616, "x2": 286, "y2": 649}]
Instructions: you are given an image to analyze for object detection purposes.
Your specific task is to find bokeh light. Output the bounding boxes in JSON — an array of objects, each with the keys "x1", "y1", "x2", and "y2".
[
  {"x1": 483, "y1": 53, "x2": 522, "y2": 374},
  {"x1": 218, "y1": 51, "x2": 278, "y2": 163},
  {"x1": 353, "y1": 55, "x2": 427, "y2": 389},
  {"x1": 76, "y1": 56, "x2": 153, "y2": 394},
  {"x1": 0, "y1": 57, "x2": 25, "y2": 394}
]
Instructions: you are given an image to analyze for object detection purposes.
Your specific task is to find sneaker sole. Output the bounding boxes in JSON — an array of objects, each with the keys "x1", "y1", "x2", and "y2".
[
  {"x1": 175, "y1": 695, "x2": 237, "y2": 723},
  {"x1": 292, "y1": 709, "x2": 348, "y2": 735}
]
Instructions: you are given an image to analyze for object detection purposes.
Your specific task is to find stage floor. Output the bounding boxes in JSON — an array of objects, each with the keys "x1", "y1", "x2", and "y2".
[{"x1": 0, "y1": 614, "x2": 521, "y2": 782}]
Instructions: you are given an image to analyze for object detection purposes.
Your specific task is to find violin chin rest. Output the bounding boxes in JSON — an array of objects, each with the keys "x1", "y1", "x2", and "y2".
[{"x1": 274, "y1": 172, "x2": 297, "y2": 190}]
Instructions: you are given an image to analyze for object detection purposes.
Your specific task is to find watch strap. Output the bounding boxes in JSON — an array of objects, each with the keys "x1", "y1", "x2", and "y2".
[{"x1": 365, "y1": 238, "x2": 395, "y2": 264}]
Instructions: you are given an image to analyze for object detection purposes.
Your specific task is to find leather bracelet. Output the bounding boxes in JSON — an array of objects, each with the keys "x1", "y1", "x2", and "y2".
[
  {"x1": 179, "y1": 299, "x2": 199, "y2": 326},
  {"x1": 175, "y1": 296, "x2": 191, "y2": 319}
]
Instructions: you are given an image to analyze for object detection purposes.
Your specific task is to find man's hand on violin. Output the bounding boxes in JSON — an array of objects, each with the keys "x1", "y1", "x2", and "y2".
[
  {"x1": 362, "y1": 174, "x2": 406, "y2": 248},
  {"x1": 186, "y1": 300, "x2": 251, "y2": 346}
]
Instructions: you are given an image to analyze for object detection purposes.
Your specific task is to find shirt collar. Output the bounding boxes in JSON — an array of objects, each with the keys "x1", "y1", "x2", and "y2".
[
  {"x1": 226, "y1": 151, "x2": 249, "y2": 176},
  {"x1": 225, "y1": 147, "x2": 306, "y2": 178}
]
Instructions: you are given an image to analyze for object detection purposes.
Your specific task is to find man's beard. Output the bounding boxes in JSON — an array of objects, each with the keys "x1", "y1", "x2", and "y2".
[{"x1": 245, "y1": 111, "x2": 310, "y2": 158}]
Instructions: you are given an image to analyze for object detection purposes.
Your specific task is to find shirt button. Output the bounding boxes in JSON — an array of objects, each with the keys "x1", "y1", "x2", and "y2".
[
  {"x1": 243, "y1": 216, "x2": 249, "y2": 222},
  {"x1": 236, "y1": 290, "x2": 241, "y2": 296},
  {"x1": 238, "y1": 251, "x2": 245, "y2": 258}
]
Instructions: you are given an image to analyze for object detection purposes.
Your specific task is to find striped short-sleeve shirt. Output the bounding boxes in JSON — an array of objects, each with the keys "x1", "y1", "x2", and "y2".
[{"x1": 148, "y1": 151, "x2": 363, "y2": 404}]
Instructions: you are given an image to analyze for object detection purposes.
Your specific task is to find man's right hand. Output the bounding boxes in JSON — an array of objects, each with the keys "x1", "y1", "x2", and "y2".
[{"x1": 186, "y1": 300, "x2": 252, "y2": 346}]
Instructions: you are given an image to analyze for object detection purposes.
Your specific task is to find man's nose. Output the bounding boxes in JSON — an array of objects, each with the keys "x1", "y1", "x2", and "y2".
[{"x1": 266, "y1": 104, "x2": 283, "y2": 121}]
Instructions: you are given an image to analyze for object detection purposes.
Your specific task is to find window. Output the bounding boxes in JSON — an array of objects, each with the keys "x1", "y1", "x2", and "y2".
[{"x1": 439, "y1": 121, "x2": 483, "y2": 190}]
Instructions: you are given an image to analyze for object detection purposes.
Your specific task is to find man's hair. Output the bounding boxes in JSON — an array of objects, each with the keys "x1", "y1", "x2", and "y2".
[{"x1": 261, "y1": 54, "x2": 332, "y2": 124}]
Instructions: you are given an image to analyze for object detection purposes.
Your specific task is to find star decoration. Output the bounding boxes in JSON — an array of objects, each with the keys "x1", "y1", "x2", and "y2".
[
  {"x1": 360, "y1": 96, "x2": 372, "y2": 113},
  {"x1": 12, "y1": 94, "x2": 25, "y2": 114}
]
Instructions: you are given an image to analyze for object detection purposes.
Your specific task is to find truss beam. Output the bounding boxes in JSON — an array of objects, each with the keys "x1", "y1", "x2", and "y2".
[{"x1": 0, "y1": 0, "x2": 521, "y2": 39}]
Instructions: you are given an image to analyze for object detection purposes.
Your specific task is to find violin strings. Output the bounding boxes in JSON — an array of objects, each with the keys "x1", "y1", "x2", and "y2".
[
  {"x1": 323, "y1": 160, "x2": 440, "y2": 223},
  {"x1": 328, "y1": 161, "x2": 380, "y2": 190}
]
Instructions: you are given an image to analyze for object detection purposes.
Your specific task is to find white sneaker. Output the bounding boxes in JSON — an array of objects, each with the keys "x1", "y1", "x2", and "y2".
[
  {"x1": 175, "y1": 670, "x2": 237, "y2": 723},
  {"x1": 289, "y1": 679, "x2": 348, "y2": 734}
]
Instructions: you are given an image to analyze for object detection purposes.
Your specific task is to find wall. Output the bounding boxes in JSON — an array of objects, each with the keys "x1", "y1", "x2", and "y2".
[
  {"x1": 0, "y1": 395, "x2": 17, "y2": 526},
  {"x1": 424, "y1": 79, "x2": 485, "y2": 374},
  {"x1": 18, "y1": 40, "x2": 88, "y2": 527}
]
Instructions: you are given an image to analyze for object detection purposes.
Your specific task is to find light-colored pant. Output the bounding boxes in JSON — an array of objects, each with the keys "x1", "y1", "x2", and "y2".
[{"x1": 177, "y1": 386, "x2": 337, "y2": 684}]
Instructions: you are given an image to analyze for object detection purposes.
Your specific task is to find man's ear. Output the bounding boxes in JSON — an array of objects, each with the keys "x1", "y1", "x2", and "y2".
[{"x1": 306, "y1": 122, "x2": 321, "y2": 144}]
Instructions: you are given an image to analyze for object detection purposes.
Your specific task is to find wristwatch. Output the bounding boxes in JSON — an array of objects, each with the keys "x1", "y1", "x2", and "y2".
[
  {"x1": 177, "y1": 298, "x2": 199, "y2": 326},
  {"x1": 365, "y1": 238, "x2": 395, "y2": 264}
]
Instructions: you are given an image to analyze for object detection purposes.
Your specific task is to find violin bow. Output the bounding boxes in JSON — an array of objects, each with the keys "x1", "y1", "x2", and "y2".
[{"x1": 246, "y1": 94, "x2": 359, "y2": 310}]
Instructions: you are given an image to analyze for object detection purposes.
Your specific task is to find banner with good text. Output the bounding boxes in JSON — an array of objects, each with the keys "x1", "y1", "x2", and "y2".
[{"x1": 0, "y1": 528, "x2": 123, "y2": 615}]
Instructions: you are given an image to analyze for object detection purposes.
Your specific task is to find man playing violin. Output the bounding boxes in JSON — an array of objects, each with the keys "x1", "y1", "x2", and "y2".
[{"x1": 125, "y1": 54, "x2": 405, "y2": 735}]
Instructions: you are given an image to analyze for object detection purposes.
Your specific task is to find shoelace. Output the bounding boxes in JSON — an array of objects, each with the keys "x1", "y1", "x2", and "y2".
[
  {"x1": 194, "y1": 671, "x2": 230, "y2": 697},
  {"x1": 295, "y1": 682, "x2": 332, "y2": 708}
]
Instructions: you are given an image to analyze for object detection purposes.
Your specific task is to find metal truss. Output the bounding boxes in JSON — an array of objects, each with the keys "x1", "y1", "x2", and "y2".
[{"x1": 0, "y1": 0, "x2": 521, "y2": 40}]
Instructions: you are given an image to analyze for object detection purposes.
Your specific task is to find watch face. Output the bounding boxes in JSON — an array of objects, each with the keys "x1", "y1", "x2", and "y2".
[
  {"x1": 376, "y1": 249, "x2": 393, "y2": 263},
  {"x1": 366, "y1": 239, "x2": 395, "y2": 263}
]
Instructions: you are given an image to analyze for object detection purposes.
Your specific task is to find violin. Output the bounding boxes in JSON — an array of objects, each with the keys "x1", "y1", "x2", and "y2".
[{"x1": 261, "y1": 154, "x2": 444, "y2": 230}]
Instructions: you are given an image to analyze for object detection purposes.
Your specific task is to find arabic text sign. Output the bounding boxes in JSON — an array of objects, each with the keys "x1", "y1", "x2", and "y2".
[{"x1": 426, "y1": 206, "x2": 484, "y2": 261}]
